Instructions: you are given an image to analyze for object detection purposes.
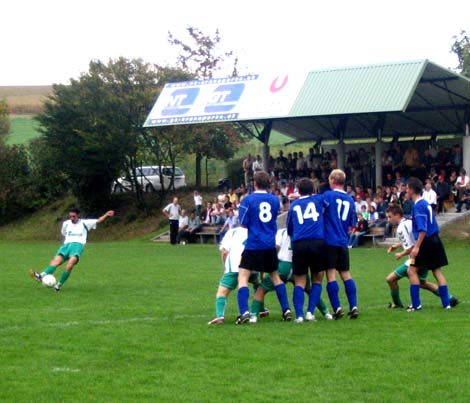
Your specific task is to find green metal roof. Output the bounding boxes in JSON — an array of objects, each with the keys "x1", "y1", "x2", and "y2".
[
  {"x1": 290, "y1": 60, "x2": 426, "y2": 116},
  {"x1": 144, "y1": 59, "x2": 470, "y2": 141}
]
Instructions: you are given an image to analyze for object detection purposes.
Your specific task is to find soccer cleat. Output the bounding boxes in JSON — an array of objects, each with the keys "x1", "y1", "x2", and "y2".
[
  {"x1": 207, "y1": 317, "x2": 224, "y2": 325},
  {"x1": 450, "y1": 297, "x2": 459, "y2": 308},
  {"x1": 282, "y1": 309, "x2": 292, "y2": 321},
  {"x1": 294, "y1": 317, "x2": 304, "y2": 323},
  {"x1": 388, "y1": 302, "x2": 404, "y2": 309},
  {"x1": 324, "y1": 313, "x2": 333, "y2": 320},
  {"x1": 444, "y1": 305, "x2": 451, "y2": 310},
  {"x1": 235, "y1": 312, "x2": 250, "y2": 325},
  {"x1": 53, "y1": 283, "x2": 62, "y2": 293},
  {"x1": 333, "y1": 307, "x2": 344, "y2": 320},
  {"x1": 259, "y1": 308, "x2": 270, "y2": 318},
  {"x1": 348, "y1": 307, "x2": 359, "y2": 319},
  {"x1": 305, "y1": 312, "x2": 317, "y2": 322},
  {"x1": 249, "y1": 314, "x2": 258, "y2": 324},
  {"x1": 406, "y1": 304, "x2": 422, "y2": 312},
  {"x1": 29, "y1": 270, "x2": 42, "y2": 283}
]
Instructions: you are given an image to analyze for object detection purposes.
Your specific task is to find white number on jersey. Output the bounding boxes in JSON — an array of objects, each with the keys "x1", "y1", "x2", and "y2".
[
  {"x1": 336, "y1": 199, "x2": 351, "y2": 221},
  {"x1": 428, "y1": 205, "x2": 433, "y2": 224},
  {"x1": 293, "y1": 202, "x2": 320, "y2": 224},
  {"x1": 259, "y1": 202, "x2": 272, "y2": 223}
]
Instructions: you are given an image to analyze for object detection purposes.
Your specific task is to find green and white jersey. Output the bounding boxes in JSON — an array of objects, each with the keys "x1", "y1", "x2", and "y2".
[
  {"x1": 61, "y1": 219, "x2": 98, "y2": 245},
  {"x1": 276, "y1": 228, "x2": 292, "y2": 263},
  {"x1": 219, "y1": 227, "x2": 247, "y2": 274},
  {"x1": 396, "y1": 218, "x2": 415, "y2": 267}
]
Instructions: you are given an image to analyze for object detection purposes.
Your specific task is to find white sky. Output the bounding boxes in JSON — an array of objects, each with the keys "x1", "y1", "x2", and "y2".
[{"x1": 1, "y1": 0, "x2": 469, "y2": 86}]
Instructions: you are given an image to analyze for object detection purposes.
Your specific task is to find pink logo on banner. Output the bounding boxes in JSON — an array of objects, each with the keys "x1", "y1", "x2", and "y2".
[{"x1": 270, "y1": 75, "x2": 288, "y2": 93}]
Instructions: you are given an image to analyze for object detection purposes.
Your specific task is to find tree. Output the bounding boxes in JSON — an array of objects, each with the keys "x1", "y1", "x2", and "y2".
[
  {"x1": 451, "y1": 30, "x2": 470, "y2": 78},
  {"x1": 36, "y1": 58, "x2": 160, "y2": 212},
  {"x1": 167, "y1": 27, "x2": 247, "y2": 187},
  {"x1": 0, "y1": 99, "x2": 10, "y2": 142}
]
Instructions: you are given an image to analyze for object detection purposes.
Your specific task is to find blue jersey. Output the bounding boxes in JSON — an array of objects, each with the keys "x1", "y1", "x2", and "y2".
[
  {"x1": 287, "y1": 195, "x2": 324, "y2": 242},
  {"x1": 412, "y1": 197, "x2": 439, "y2": 238},
  {"x1": 239, "y1": 191, "x2": 280, "y2": 250},
  {"x1": 323, "y1": 189, "x2": 357, "y2": 247}
]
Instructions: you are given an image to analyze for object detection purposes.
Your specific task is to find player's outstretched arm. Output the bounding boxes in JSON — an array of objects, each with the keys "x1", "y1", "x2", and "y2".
[{"x1": 97, "y1": 210, "x2": 115, "y2": 224}]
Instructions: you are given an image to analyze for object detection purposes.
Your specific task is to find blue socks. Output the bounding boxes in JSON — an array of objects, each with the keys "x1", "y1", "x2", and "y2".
[
  {"x1": 293, "y1": 286, "x2": 304, "y2": 318},
  {"x1": 308, "y1": 283, "x2": 322, "y2": 314},
  {"x1": 344, "y1": 279, "x2": 357, "y2": 311},
  {"x1": 410, "y1": 284, "x2": 421, "y2": 308},
  {"x1": 275, "y1": 283, "x2": 290, "y2": 312},
  {"x1": 438, "y1": 285, "x2": 450, "y2": 308},
  {"x1": 327, "y1": 281, "x2": 341, "y2": 311},
  {"x1": 237, "y1": 286, "x2": 249, "y2": 315}
]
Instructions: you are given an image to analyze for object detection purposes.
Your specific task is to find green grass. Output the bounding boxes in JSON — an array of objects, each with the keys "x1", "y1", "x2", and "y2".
[
  {"x1": 1, "y1": 240, "x2": 469, "y2": 402},
  {"x1": 7, "y1": 115, "x2": 41, "y2": 145}
]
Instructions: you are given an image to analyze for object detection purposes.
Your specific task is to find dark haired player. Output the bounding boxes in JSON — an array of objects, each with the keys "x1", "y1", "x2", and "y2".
[
  {"x1": 385, "y1": 204, "x2": 458, "y2": 308},
  {"x1": 406, "y1": 177, "x2": 451, "y2": 311},
  {"x1": 29, "y1": 208, "x2": 114, "y2": 292},
  {"x1": 236, "y1": 171, "x2": 291, "y2": 324},
  {"x1": 323, "y1": 169, "x2": 359, "y2": 319},
  {"x1": 287, "y1": 178, "x2": 325, "y2": 323}
]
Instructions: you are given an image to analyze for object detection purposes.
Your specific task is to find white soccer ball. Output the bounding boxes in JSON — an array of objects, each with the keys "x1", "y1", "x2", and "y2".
[{"x1": 42, "y1": 274, "x2": 57, "y2": 287}]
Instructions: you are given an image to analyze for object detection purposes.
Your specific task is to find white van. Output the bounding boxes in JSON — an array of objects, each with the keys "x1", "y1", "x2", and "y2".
[{"x1": 113, "y1": 166, "x2": 186, "y2": 193}]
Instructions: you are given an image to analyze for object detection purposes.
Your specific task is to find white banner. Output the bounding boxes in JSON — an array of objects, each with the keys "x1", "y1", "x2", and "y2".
[{"x1": 144, "y1": 71, "x2": 308, "y2": 127}]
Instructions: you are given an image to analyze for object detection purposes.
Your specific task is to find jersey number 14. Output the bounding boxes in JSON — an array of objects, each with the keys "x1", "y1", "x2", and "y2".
[{"x1": 293, "y1": 202, "x2": 320, "y2": 224}]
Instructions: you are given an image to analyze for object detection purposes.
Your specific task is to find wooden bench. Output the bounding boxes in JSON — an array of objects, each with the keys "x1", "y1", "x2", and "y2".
[
  {"x1": 195, "y1": 225, "x2": 221, "y2": 244},
  {"x1": 442, "y1": 193, "x2": 454, "y2": 212},
  {"x1": 363, "y1": 227, "x2": 385, "y2": 246}
]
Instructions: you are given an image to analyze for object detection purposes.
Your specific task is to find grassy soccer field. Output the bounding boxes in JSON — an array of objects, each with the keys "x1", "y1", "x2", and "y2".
[{"x1": 1, "y1": 241, "x2": 469, "y2": 402}]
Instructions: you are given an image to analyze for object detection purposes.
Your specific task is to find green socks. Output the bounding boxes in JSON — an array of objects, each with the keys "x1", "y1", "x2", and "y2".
[
  {"x1": 215, "y1": 296, "x2": 227, "y2": 318},
  {"x1": 43, "y1": 265, "x2": 56, "y2": 275},
  {"x1": 59, "y1": 271, "x2": 71, "y2": 285},
  {"x1": 391, "y1": 289, "x2": 403, "y2": 306}
]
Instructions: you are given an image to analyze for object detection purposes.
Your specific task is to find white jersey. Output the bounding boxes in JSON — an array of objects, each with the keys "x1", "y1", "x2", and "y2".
[
  {"x1": 276, "y1": 228, "x2": 292, "y2": 263},
  {"x1": 219, "y1": 227, "x2": 248, "y2": 274},
  {"x1": 396, "y1": 218, "x2": 415, "y2": 267},
  {"x1": 61, "y1": 219, "x2": 98, "y2": 245}
]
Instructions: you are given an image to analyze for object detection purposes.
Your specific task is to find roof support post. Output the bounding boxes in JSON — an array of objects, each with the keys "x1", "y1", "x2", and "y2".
[
  {"x1": 463, "y1": 112, "x2": 470, "y2": 174},
  {"x1": 375, "y1": 129, "x2": 383, "y2": 187},
  {"x1": 260, "y1": 121, "x2": 272, "y2": 172},
  {"x1": 337, "y1": 134, "x2": 345, "y2": 171}
]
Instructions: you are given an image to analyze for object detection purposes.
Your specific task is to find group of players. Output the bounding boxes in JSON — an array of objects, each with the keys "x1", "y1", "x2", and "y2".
[{"x1": 208, "y1": 169, "x2": 457, "y2": 325}]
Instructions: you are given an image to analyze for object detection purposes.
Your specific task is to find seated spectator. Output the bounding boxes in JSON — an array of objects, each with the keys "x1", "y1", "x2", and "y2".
[
  {"x1": 456, "y1": 182, "x2": 470, "y2": 213},
  {"x1": 185, "y1": 211, "x2": 202, "y2": 243},
  {"x1": 348, "y1": 213, "x2": 369, "y2": 248},
  {"x1": 368, "y1": 205, "x2": 380, "y2": 227},
  {"x1": 176, "y1": 209, "x2": 189, "y2": 244},
  {"x1": 360, "y1": 204, "x2": 369, "y2": 220},
  {"x1": 400, "y1": 191, "x2": 414, "y2": 219},
  {"x1": 436, "y1": 174, "x2": 451, "y2": 213},
  {"x1": 201, "y1": 201, "x2": 214, "y2": 225},
  {"x1": 355, "y1": 194, "x2": 367, "y2": 213},
  {"x1": 455, "y1": 168, "x2": 470, "y2": 199}
]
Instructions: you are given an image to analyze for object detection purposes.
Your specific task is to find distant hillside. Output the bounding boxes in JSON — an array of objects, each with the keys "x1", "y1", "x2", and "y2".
[{"x1": 0, "y1": 85, "x2": 52, "y2": 114}]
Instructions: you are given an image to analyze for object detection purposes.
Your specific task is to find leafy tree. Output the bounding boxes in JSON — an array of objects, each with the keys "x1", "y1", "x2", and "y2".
[
  {"x1": 36, "y1": 58, "x2": 159, "y2": 212},
  {"x1": 167, "y1": 27, "x2": 247, "y2": 187},
  {"x1": 0, "y1": 143, "x2": 32, "y2": 223},
  {"x1": 0, "y1": 99, "x2": 10, "y2": 141},
  {"x1": 451, "y1": 30, "x2": 470, "y2": 78}
]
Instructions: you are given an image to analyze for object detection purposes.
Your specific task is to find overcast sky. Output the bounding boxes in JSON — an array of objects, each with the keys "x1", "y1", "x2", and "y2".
[{"x1": 1, "y1": 0, "x2": 469, "y2": 86}]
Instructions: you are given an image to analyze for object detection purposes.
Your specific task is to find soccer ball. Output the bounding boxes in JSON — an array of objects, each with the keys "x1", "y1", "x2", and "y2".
[{"x1": 42, "y1": 274, "x2": 57, "y2": 287}]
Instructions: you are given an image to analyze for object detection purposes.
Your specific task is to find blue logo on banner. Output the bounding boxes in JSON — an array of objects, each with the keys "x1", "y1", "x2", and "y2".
[
  {"x1": 204, "y1": 83, "x2": 244, "y2": 113},
  {"x1": 162, "y1": 88, "x2": 200, "y2": 116}
]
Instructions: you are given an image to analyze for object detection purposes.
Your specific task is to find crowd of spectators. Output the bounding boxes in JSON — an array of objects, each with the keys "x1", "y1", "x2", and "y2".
[{"x1": 173, "y1": 141, "x2": 468, "y2": 246}]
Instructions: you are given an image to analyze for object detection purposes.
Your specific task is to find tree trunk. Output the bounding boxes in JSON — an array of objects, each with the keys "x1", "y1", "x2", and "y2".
[{"x1": 195, "y1": 152, "x2": 202, "y2": 188}]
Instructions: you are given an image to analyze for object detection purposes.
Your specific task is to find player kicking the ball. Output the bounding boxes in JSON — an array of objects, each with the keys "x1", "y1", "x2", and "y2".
[
  {"x1": 236, "y1": 171, "x2": 291, "y2": 324},
  {"x1": 207, "y1": 227, "x2": 262, "y2": 325},
  {"x1": 29, "y1": 208, "x2": 114, "y2": 292},
  {"x1": 385, "y1": 204, "x2": 459, "y2": 308}
]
